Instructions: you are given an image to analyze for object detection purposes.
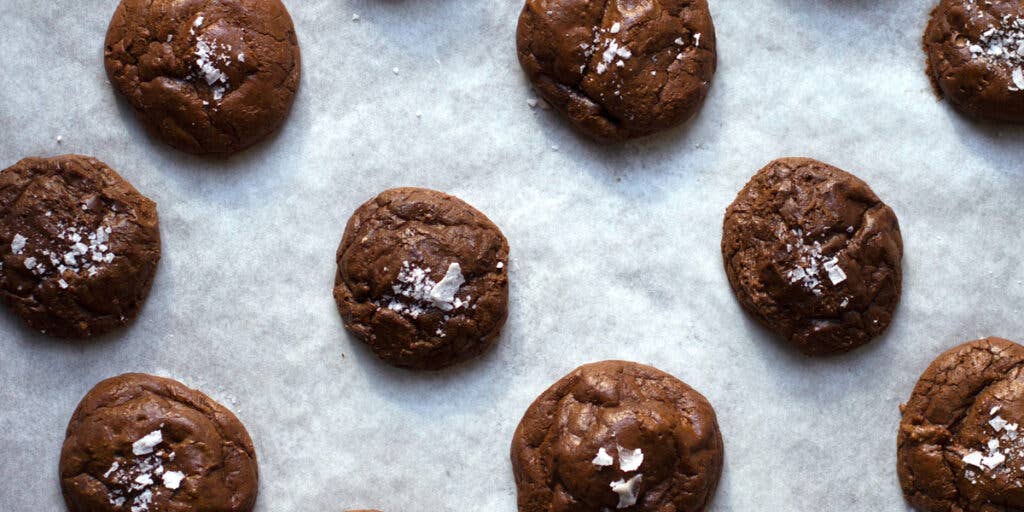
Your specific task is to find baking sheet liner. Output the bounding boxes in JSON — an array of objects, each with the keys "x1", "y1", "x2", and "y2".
[{"x1": 3, "y1": 0, "x2": 1024, "y2": 510}]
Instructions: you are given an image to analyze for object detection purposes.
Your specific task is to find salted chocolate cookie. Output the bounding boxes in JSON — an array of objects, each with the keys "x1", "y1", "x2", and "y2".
[
  {"x1": 516, "y1": 0, "x2": 716, "y2": 141},
  {"x1": 925, "y1": 0, "x2": 1024, "y2": 122},
  {"x1": 0, "y1": 156, "x2": 160, "y2": 338},
  {"x1": 333, "y1": 188, "x2": 510, "y2": 371},
  {"x1": 104, "y1": 0, "x2": 301, "y2": 155},
  {"x1": 897, "y1": 338, "x2": 1024, "y2": 512},
  {"x1": 511, "y1": 361, "x2": 723, "y2": 512},
  {"x1": 721, "y1": 158, "x2": 903, "y2": 356},
  {"x1": 60, "y1": 373, "x2": 259, "y2": 512}
]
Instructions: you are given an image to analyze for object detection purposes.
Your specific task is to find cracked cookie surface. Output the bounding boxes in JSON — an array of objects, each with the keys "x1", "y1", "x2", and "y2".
[
  {"x1": 333, "y1": 188, "x2": 510, "y2": 371},
  {"x1": 516, "y1": 0, "x2": 716, "y2": 141},
  {"x1": 721, "y1": 157, "x2": 903, "y2": 356},
  {"x1": 104, "y1": 0, "x2": 301, "y2": 155},
  {"x1": 0, "y1": 155, "x2": 160, "y2": 338},
  {"x1": 511, "y1": 360, "x2": 723, "y2": 512},
  {"x1": 925, "y1": 0, "x2": 1024, "y2": 122},
  {"x1": 60, "y1": 373, "x2": 258, "y2": 512},
  {"x1": 898, "y1": 338, "x2": 1024, "y2": 512}
]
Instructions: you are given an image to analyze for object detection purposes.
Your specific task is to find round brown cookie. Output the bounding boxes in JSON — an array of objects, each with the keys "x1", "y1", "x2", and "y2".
[
  {"x1": 0, "y1": 155, "x2": 160, "y2": 338},
  {"x1": 721, "y1": 157, "x2": 903, "y2": 356},
  {"x1": 897, "y1": 338, "x2": 1024, "y2": 512},
  {"x1": 60, "y1": 373, "x2": 259, "y2": 512},
  {"x1": 511, "y1": 360, "x2": 723, "y2": 512},
  {"x1": 924, "y1": 0, "x2": 1024, "y2": 122},
  {"x1": 104, "y1": 0, "x2": 301, "y2": 155},
  {"x1": 333, "y1": 188, "x2": 510, "y2": 371},
  {"x1": 515, "y1": 0, "x2": 716, "y2": 141}
]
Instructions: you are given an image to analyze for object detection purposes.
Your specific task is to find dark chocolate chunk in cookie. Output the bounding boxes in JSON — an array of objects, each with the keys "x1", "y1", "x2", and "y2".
[
  {"x1": 898, "y1": 338, "x2": 1024, "y2": 512},
  {"x1": 333, "y1": 188, "x2": 510, "y2": 371},
  {"x1": 721, "y1": 157, "x2": 903, "y2": 356},
  {"x1": 104, "y1": 0, "x2": 301, "y2": 155},
  {"x1": 0, "y1": 155, "x2": 160, "y2": 338},
  {"x1": 60, "y1": 373, "x2": 259, "y2": 512},
  {"x1": 516, "y1": 0, "x2": 716, "y2": 141},
  {"x1": 925, "y1": 0, "x2": 1024, "y2": 122},
  {"x1": 511, "y1": 360, "x2": 723, "y2": 512}
]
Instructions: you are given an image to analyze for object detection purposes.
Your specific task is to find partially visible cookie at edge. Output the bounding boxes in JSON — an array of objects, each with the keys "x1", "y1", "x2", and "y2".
[
  {"x1": 0, "y1": 155, "x2": 161, "y2": 338},
  {"x1": 104, "y1": 0, "x2": 302, "y2": 155},
  {"x1": 721, "y1": 157, "x2": 903, "y2": 356},
  {"x1": 898, "y1": 338, "x2": 1024, "y2": 512},
  {"x1": 516, "y1": 0, "x2": 716, "y2": 141},
  {"x1": 333, "y1": 187, "x2": 510, "y2": 370},
  {"x1": 59, "y1": 373, "x2": 259, "y2": 512},
  {"x1": 511, "y1": 360, "x2": 723, "y2": 512},
  {"x1": 925, "y1": 0, "x2": 1024, "y2": 122}
]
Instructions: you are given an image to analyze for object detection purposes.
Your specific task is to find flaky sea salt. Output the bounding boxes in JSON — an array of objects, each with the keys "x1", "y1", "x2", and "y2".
[
  {"x1": 610, "y1": 474, "x2": 642, "y2": 509},
  {"x1": 594, "y1": 34, "x2": 631, "y2": 74},
  {"x1": 618, "y1": 447, "x2": 644, "y2": 472},
  {"x1": 784, "y1": 228, "x2": 846, "y2": 294},
  {"x1": 823, "y1": 257, "x2": 847, "y2": 285},
  {"x1": 991, "y1": 415, "x2": 1009, "y2": 432},
  {"x1": 983, "y1": 450, "x2": 1006, "y2": 469},
  {"x1": 609, "y1": 22, "x2": 621, "y2": 34},
  {"x1": 384, "y1": 261, "x2": 470, "y2": 317},
  {"x1": 106, "y1": 428, "x2": 186, "y2": 511},
  {"x1": 132, "y1": 430, "x2": 163, "y2": 455},
  {"x1": 429, "y1": 263, "x2": 466, "y2": 310},
  {"x1": 195, "y1": 36, "x2": 230, "y2": 88},
  {"x1": 11, "y1": 234, "x2": 26, "y2": 254},
  {"x1": 962, "y1": 404, "x2": 1023, "y2": 482},
  {"x1": 162, "y1": 470, "x2": 185, "y2": 489},
  {"x1": 53, "y1": 225, "x2": 115, "y2": 276},
  {"x1": 964, "y1": 451, "x2": 984, "y2": 469},
  {"x1": 1013, "y1": 68, "x2": 1024, "y2": 90},
  {"x1": 131, "y1": 489, "x2": 153, "y2": 512},
  {"x1": 592, "y1": 447, "x2": 614, "y2": 466},
  {"x1": 966, "y1": 14, "x2": 1024, "y2": 91}
]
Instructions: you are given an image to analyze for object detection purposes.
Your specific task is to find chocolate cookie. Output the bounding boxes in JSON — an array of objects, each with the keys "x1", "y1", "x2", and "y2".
[
  {"x1": 925, "y1": 0, "x2": 1024, "y2": 122},
  {"x1": 721, "y1": 157, "x2": 903, "y2": 356},
  {"x1": 60, "y1": 373, "x2": 259, "y2": 512},
  {"x1": 0, "y1": 155, "x2": 160, "y2": 338},
  {"x1": 897, "y1": 338, "x2": 1024, "y2": 512},
  {"x1": 516, "y1": 0, "x2": 716, "y2": 141},
  {"x1": 511, "y1": 361, "x2": 723, "y2": 512},
  {"x1": 333, "y1": 188, "x2": 509, "y2": 370},
  {"x1": 104, "y1": 0, "x2": 301, "y2": 155}
]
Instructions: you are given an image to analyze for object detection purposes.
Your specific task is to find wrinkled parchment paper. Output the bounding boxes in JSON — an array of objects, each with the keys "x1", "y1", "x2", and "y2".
[{"x1": 3, "y1": 0, "x2": 1024, "y2": 510}]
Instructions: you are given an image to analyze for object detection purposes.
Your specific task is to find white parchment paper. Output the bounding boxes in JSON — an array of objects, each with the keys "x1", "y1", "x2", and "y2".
[{"x1": 2, "y1": 0, "x2": 1024, "y2": 510}]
